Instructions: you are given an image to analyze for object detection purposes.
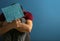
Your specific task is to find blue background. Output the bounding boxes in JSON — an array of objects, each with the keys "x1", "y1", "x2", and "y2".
[{"x1": 0, "y1": 0, "x2": 60, "y2": 41}]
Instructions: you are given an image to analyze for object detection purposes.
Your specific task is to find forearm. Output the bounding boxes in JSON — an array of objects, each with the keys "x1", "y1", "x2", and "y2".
[
  {"x1": 0, "y1": 25, "x2": 12, "y2": 36},
  {"x1": 13, "y1": 19, "x2": 33, "y2": 32},
  {"x1": 15, "y1": 23, "x2": 32, "y2": 32},
  {"x1": 0, "y1": 22, "x2": 16, "y2": 36},
  {"x1": 16, "y1": 27, "x2": 27, "y2": 32}
]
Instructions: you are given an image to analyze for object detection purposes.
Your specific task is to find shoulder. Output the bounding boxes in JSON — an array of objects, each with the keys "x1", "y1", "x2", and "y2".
[{"x1": 23, "y1": 11, "x2": 33, "y2": 21}]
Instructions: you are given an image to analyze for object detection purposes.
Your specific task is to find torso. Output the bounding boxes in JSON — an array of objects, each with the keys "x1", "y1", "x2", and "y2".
[{"x1": 0, "y1": 11, "x2": 32, "y2": 41}]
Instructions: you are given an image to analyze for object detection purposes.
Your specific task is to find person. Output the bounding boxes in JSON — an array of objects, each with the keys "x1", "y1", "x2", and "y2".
[{"x1": 0, "y1": 5, "x2": 33, "y2": 41}]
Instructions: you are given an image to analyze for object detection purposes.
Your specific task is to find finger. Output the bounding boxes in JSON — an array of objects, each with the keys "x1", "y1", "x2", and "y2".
[{"x1": 16, "y1": 19, "x2": 21, "y2": 23}]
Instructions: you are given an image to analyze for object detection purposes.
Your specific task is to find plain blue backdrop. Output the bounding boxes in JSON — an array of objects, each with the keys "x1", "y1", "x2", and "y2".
[{"x1": 0, "y1": 0, "x2": 60, "y2": 41}]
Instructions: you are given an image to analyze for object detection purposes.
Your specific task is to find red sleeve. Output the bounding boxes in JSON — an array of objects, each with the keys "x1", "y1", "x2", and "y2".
[{"x1": 24, "y1": 12, "x2": 33, "y2": 21}]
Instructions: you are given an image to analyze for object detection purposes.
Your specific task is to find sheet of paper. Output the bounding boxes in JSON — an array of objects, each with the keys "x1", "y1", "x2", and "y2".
[{"x1": 1, "y1": 3, "x2": 24, "y2": 22}]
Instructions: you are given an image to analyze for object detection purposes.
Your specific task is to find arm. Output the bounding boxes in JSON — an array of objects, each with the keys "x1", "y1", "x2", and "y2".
[
  {"x1": 15, "y1": 19, "x2": 33, "y2": 32},
  {"x1": 15, "y1": 12, "x2": 33, "y2": 32},
  {"x1": 0, "y1": 21, "x2": 16, "y2": 36}
]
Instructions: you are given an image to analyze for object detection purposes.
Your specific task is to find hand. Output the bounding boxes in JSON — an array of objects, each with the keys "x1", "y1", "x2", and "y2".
[
  {"x1": 2, "y1": 21, "x2": 8, "y2": 26},
  {"x1": 2, "y1": 19, "x2": 21, "y2": 28},
  {"x1": 2, "y1": 21, "x2": 17, "y2": 28},
  {"x1": 15, "y1": 19, "x2": 21, "y2": 27}
]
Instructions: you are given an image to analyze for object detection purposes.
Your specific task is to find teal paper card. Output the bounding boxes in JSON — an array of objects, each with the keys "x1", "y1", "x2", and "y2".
[{"x1": 1, "y1": 3, "x2": 24, "y2": 22}]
